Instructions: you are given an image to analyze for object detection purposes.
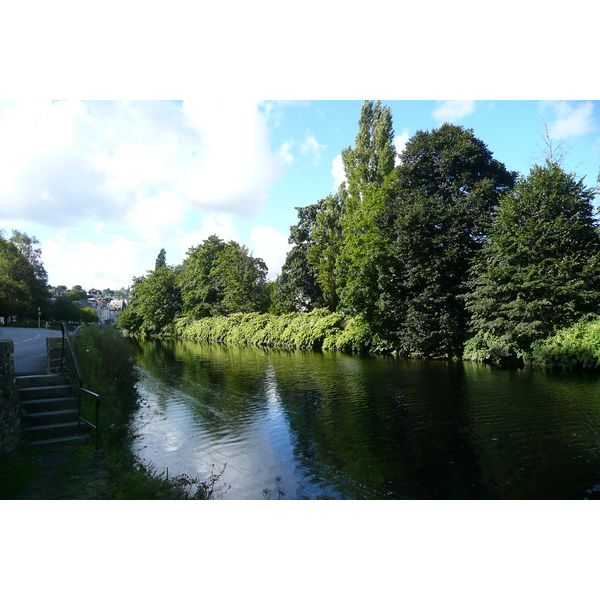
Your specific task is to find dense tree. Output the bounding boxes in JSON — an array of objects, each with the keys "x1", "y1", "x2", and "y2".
[
  {"x1": 177, "y1": 236, "x2": 268, "y2": 318},
  {"x1": 464, "y1": 161, "x2": 600, "y2": 363},
  {"x1": 211, "y1": 241, "x2": 268, "y2": 314},
  {"x1": 63, "y1": 285, "x2": 88, "y2": 302},
  {"x1": 121, "y1": 266, "x2": 182, "y2": 335},
  {"x1": 0, "y1": 230, "x2": 49, "y2": 322},
  {"x1": 380, "y1": 124, "x2": 517, "y2": 357},
  {"x1": 155, "y1": 248, "x2": 167, "y2": 270},
  {"x1": 177, "y1": 235, "x2": 227, "y2": 318},
  {"x1": 49, "y1": 296, "x2": 96, "y2": 323},
  {"x1": 337, "y1": 174, "x2": 398, "y2": 321},
  {"x1": 9, "y1": 230, "x2": 48, "y2": 285},
  {"x1": 0, "y1": 238, "x2": 33, "y2": 321},
  {"x1": 276, "y1": 204, "x2": 325, "y2": 313},
  {"x1": 306, "y1": 193, "x2": 344, "y2": 311}
]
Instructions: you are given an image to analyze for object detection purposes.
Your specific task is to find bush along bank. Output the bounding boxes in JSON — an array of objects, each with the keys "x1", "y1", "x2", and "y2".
[
  {"x1": 528, "y1": 317, "x2": 600, "y2": 371},
  {"x1": 172, "y1": 309, "x2": 396, "y2": 354},
  {"x1": 71, "y1": 325, "x2": 223, "y2": 499},
  {"x1": 161, "y1": 309, "x2": 600, "y2": 372}
]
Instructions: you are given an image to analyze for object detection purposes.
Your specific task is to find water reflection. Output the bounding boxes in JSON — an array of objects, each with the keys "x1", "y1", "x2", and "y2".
[{"x1": 130, "y1": 338, "x2": 600, "y2": 499}]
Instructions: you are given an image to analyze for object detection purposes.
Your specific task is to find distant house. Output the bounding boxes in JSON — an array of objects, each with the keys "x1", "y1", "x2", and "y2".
[
  {"x1": 108, "y1": 299, "x2": 127, "y2": 311},
  {"x1": 96, "y1": 298, "x2": 128, "y2": 324}
]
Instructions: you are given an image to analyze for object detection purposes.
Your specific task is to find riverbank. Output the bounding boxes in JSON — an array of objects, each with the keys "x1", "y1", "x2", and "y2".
[
  {"x1": 0, "y1": 443, "x2": 216, "y2": 499},
  {"x1": 166, "y1": 310, "x2": 600, "y2": 370},
  {"x1": 1, "y1": 325, "x2": 217, "y2": 500}
]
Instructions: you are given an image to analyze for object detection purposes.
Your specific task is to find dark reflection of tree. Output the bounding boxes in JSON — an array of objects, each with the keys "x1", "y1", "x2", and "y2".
[
  {"x1": 270, "y1": 354, "x2": 496, "y2": 499},
  {"x1": 464, "y1": 363, "x2": 600, "y2": 499},
  {"x1": 390, "y1": 360, "x2": 494, "y2": 499}
]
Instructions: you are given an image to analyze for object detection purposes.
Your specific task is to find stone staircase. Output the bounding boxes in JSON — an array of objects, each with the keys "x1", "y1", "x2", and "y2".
[{"x1": 16, "y1": 373, "x2": 89, "y2": 447}]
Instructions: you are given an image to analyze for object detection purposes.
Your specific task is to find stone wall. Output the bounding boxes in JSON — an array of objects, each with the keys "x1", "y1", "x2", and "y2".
[
  {"x1": 47, "y1": 336, "x2": 64, "y2": 373},
  {"x1": 0, "y1": 339, "x2": 20, "y2": 455}
]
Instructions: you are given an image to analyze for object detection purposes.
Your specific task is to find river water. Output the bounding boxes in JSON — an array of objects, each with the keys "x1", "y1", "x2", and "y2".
[{"x1": 129, "y1": 338, "x2": 600, "y2": 500}]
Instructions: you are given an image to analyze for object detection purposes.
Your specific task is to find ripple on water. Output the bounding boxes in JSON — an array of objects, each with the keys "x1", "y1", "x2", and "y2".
[{"x1": 131, "y1": 341, "x2": 600, "y2": 499}]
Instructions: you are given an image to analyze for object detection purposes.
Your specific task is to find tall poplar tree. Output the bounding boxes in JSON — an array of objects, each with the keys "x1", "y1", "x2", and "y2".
[{"x1": 337, "y1": 100, "x2": 397, "y2": 317}]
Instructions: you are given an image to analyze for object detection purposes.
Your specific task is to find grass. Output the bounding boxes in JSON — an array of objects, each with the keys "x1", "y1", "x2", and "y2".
[{"x1": 1, "y1": 324, "x2": 225, "y2": 500}]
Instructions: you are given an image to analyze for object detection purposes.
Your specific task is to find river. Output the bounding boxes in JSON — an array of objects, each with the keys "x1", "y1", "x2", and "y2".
[{"x1": 128, "y1": 338, "x2": 600, "y2": 499}]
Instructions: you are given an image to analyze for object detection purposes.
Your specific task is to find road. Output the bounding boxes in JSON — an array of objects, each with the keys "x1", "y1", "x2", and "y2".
[{"x1": 0, "y1": 327, "x2": 63, "y2": 375}]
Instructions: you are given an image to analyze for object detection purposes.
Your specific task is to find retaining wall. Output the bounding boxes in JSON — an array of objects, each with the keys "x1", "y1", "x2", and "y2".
[{"x1": 0, "y1": 339, "x2": 20, "y2": 454}]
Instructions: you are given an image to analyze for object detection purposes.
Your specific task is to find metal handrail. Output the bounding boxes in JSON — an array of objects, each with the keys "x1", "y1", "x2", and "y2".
[{"x1": 60, "y1": 323, "x2": 101, "y2": 451}]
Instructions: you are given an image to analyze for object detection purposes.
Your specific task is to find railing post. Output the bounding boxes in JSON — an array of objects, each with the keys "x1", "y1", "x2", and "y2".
[
  {"x1": 95, "y1": 398, "x2": 100, "y2": 452},
  {"x1": 77, "y1": 387, "x2": 82, "y2": 430},
  {"x1": 61, "y1": 323, "x2": 65, "y2": 370}
]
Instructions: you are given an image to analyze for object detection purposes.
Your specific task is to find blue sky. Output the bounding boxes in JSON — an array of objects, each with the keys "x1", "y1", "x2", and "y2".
[{"x1": 0, "y1": 99, "x2": 598, "y2": 290}]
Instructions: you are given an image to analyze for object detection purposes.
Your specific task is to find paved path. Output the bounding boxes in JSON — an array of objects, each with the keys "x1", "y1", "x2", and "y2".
[{"x1": 0, "y1": 327, "x2": 62, "y2": 375}]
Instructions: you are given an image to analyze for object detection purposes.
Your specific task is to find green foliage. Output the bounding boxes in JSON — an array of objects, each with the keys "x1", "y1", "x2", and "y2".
[
  {"x1": 275, "y1": 204, "x2": 325, "y2": 313},
  {"x1": 155, "y1": 248, "x2": 167, "y2": 270},
  {"x1": 336, "y1": 101, "x2": 397, "y2": 320},
  {"x1": 123, "y1": 267, "x2": 182, "y2": 335},
  {"x1": 177, "y1": 235, "x2": 268, "y2": 319},
  {"x1": 0, "y1": 230, "x2": 49, "y2": 320},
  {"x1": 50, "y1": 297, "x2": 86, "y2": 322},
  {"x1": 175, "y1": 309, "x2": 387, "y2": 353},
  {"x1": 62, "y1": 286, "x2": 87, "y2": 302},
  {"x1": 211, "y1": 241, "x2": 268, "y2": 314},
  {"x1": 530, "y1": 317, "x2": 600, "y2": 370},
  {"x1": 306, "y1": 193, "x2": 344, "y2": 310},
  {"x1": 376, "y1": 124, "x2": 517, "y2": 358},
  {"x1": 337, "y1": 172, "x2": 397, "y2": 323},
  {"x1": 341, "y1": 100, "x2": 396, "y2": 196},
  {"x1": 74, "y1": 325, "x2": 140, "y2": 448},
  {"x1": 464, "y1": 161, "x2": 600, "y2": 363},
  {"x1": 178, "y1": 235, "x2": 226, "y2": 318},
  {"x1": 80, "y1": 307, "x2": 99, "y2": 323}
]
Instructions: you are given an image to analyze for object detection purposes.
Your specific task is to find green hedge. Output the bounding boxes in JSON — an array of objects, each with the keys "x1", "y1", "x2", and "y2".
[{"x1": 174, "y1": 309, "x2": 390, "y2": 353}]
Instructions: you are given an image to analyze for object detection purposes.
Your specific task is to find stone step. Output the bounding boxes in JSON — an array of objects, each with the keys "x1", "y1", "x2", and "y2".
[
  {"x1": 20, "y1": 397, "x2": 79, "y2": 413},
  {"x1": 26, "y1": 421, "x2": 85, "y2": 441},
  {"x1": 29, "y1": 433, "x2": 90, "y2": 447},
  {"x1": 22, "y1": 408, "x2": 80, "y2": 427},
  {"x1": 18, "y1": 385, "x2": 74, "y2": 400},
  {"x1": 15, "y1": 374, "x2": 70, "y2": 389}
]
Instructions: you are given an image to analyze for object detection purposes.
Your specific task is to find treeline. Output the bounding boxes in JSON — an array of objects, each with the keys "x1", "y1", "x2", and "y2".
[
  {"x1": 0, "y1": 231, "x2": 99, "y2": 325},
  {"x1": 120, "y1": 101, "x2": 600, "y2": 368},
  {"x1": 0, "y1": 230, "x2": 49, "y2": 323},
  {"x1": 118, "y1": 239, "x2": 270, "y2": 335}
]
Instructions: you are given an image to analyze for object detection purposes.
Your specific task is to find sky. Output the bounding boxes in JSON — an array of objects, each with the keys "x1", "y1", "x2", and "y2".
[{"x1": 0, "y1": 99, "x2": 599, "y2": 291}]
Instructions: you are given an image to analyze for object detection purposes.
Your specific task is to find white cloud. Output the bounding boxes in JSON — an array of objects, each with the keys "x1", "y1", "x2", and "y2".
[
  {"x1": 331, "y1": 153, "x2": 346, "y2": 189},
  {"x1": 300, "y1": 133, "x2": 326, "y2": 165},
  {"x1": 432, "y1": 100, "x2": 477, "y2": 123},
  {"x1": 178, "y1": 215, "x2": 239, "y2": 259},
  {"x1": 394, "y1": 132, "x2": 410, "y2": 165},
  {"x1": 41, "y1": 231, "x2": 148, "y2": 290},
  {"x1": 0, "y1": 100, "x2": 283, "y2": 232},
  {"x1": 546, "y1": 101, "x2": 596, "y2": 139},
  {"x1": 126, "y1": 191, "x2": 186, "y2": 246},
  {"x1": 279, "y1": 140, "x2": 295, "y2": 166},
  {"x1": 249, "y1": 225, "x2": 290, "y2": 277}
]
